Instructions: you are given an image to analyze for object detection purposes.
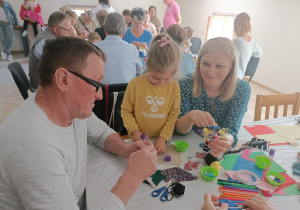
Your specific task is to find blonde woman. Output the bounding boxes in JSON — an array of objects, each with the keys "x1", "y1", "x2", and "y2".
[
  {"x1": 175, "y1": 37, "x2": 251, "y2": 158},
  {"x1": 233, "y1": 12, "x2": 262, "y2": 79}
]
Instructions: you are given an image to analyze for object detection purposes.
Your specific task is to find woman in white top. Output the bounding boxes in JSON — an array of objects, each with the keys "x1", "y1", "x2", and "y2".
[
  {"x1": 94, "y1": 0, "x2": 114, "y2": 27},
  {"x1": 143, "y1": 10, "x2": 157, "y2": 37},
  {"x1": 233, "y1": 12, "x2": 262, "y2": 79}
]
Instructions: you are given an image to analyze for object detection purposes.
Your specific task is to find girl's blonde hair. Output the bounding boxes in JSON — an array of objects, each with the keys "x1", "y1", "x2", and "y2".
[
  {"x1": 234, "y1": 12, "x2": 251, "y2": 36},
  {"x1": 193, "y1": 37, "x2": 238, "y2": 101},
  {"x1": 184, "y1": 26, "x2": 194, "y2": 39},
  {"x1": 147, "y1": 33, "x2": 181, "y2": 75}
]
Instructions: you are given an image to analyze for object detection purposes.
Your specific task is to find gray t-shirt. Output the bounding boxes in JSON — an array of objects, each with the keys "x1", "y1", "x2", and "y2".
[{"x1": 0, "y1": 93, "x2": 125, "y2": 209}]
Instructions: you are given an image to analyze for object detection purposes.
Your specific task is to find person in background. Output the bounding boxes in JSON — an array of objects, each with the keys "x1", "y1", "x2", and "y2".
[
  {"x1": 149, "y1": 6, "x2": 161, "y2": 33},
  {"x1": 122, "y1": 9, "x2": 131, "y2": 28},
  {"x1": 0, "y1": 0, "x2": 19, "y2": 61},
  {"x1": 166, "y1": 24, "x2": 195, "y2": 76},
  {"x1": 184, "y1": 26, "x2": 193, "y2": 53},
  {"x1": 94, "y1": 12, "x2": 140, "y2": 84},
  {"x1": 175, "y1": 37, "x2": 251, "y2": 163},
  {"x1": 95, "y1": 9, "x2": 108, "y2": 40},
  {"x1": 143, "y1": 10, "x2": 157, "y2": 37},
  {"x1": 64, "y1": 10, "x2": 78, "y2": 37},
  {"x1": 163, "y1": 0, "x2": 181, "y2": 30},
  {"x1": 121, "y1": 33, "x2": 181, "y2": 154},
  {"x1": 19, "y1": 0, "x2": 43, "y2": 37},
  {"x1": 88, "y1": 31, "x2": 101, "y2": 43},
  {"x1": 74, "y1": 13, "x2": 88, "y2": 36},
  {"x1": 85, "y1": 10, "x2": 96, "y2": 33},
  {"x1": 233, "y1": 12, "x2": 262, "y2": 80},
  {"x1": 58, "y1": 4, "x2": 72, "y2": 13},
  {"x1": 0, "y1": 36, "x2": 157, "y2": 209},
  {"x1": 29, "y1": 11, "x2": 72, "y2": 89},
  {"x1": 94, "y1": 0, "x2": 115, "y2": 16},
  {"x1": 123, "y1": 7, "x2": 153, "y2": 58}
]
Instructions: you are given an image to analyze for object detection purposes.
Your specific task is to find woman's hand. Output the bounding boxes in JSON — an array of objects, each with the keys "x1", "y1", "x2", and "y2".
[
  {"x1": 242, "y1": 197, "x2": 279, "y2": 210},
  {"x1": 208, "y1": 133, "x2": 233, "y2": 157},
  {"x1": 131, "y1": 41, "x2": 140, "y2": 48},
  {"x1": 201, "y1": 194, "x2": 228, "y2": 210},
  {"x1": 140, "y1": 42, "x2": 148, "y2": 51},
  {"x1": 187, "y1": 110, "x2": 215, "y2": 128}
]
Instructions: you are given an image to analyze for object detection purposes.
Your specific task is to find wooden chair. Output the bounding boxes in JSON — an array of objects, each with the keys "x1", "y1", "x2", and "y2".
[{"x1": 254, "y1": 92, "x2": 300, "y2": 121}]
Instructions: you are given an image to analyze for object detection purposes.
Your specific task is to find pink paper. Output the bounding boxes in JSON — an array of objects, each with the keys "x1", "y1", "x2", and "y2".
[
  {"x1": 273, "y1": 188, "x2": 287, "y2": 195},
  {"x1": 240, "y1": 149, "x2": 254, "y2": 162},
  {"x1": 225, "y1": 171, "x2": 252, "y2": 182},
  {"x1": 256, "y1": 180, "x2": 277, "y2": 195}
]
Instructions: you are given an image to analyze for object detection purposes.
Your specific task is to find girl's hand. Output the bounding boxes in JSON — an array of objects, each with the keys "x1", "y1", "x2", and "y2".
[
  {"x1": 201, "y1": 194, "x2": 228, "y2": 210},
  {"x1": 132, "y1": 129, "x2": 144, "y2": 142},
  {"x1": 208, "y1": 133, "x2": 233, "y2": 157},
  {"x1": 187, "y1": 110, "x2": 215, "y2": 128},
  {"x1": 154, "y1": 137, "x2": 167, "y2": 154}
]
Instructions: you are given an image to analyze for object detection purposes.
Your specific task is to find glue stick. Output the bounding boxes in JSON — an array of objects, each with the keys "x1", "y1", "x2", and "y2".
[
  {"x1": 268, "y1": 148, "x2": 275, "y2": 159},
  {"x1": 140, "y1": 133, "x2": 147, "y2": 141}
]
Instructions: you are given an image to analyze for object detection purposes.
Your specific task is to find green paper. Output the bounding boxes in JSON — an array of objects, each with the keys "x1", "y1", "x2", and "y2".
[
  {"x1": 220, "y1": 154, "x2": 239, "y2": 170},
  {"x1": 273, "y1": 184, "x2": 300, "y2": 196}
]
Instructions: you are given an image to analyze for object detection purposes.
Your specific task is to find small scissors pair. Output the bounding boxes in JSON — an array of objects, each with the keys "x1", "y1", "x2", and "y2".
[{"x1": 151, "y1": 178, "x2": 173, "y2": 202}]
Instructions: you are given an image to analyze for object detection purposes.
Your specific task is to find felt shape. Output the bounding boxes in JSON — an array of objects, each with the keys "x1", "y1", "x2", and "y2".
[
  {"x1": 156, "y1": 144, "x2": 181, "y2": 165},
  {"x1": 143, "y1": 170, "x2": 166, "y2": 187},
  {"x1": 184, "y1": 160, "x2": 198, "y2": 170},
  {"x1": 196, "y1": 152, "x2": 207, "y2": 158},
  {"x1": 161, "y1": 166, "x2": 198, "y2": 182},
  {"x1": 244, "y1": 125, "x2": 275, "y2": 138}
]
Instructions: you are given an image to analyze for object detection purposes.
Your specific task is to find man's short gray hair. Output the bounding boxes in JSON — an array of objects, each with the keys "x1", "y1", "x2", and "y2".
[
  {"x1": 85, "y1": 10, "x2": 94, "y2": 19},
  {"x1": 104, "y1": 12, "x2": 126, "y2": 35},
  {"x1": 130, "y1": 7, "x2": 146, "y2": 22},
  {"x1": 48, "y1": 11, "x2": 71, "y2": 27}
]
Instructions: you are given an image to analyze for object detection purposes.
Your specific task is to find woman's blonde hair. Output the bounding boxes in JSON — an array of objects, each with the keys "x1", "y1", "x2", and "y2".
[
  {"x1": 193, "y1": 37, "x2": 238, "y2": 101},
  {"x1": 234, "y1": 12, "x2": 251, "y2": 36},
  {"x1": 184, "y1": 26, "x2": 194, "y2": 39},
  {"x1": 147, "y1": 33, "x2": 181, "y2": 75}
]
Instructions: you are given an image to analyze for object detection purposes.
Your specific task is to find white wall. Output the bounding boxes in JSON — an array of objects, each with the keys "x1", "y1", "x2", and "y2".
[
  {"x1": 9, "y1": 0, "x2": 300, "y2": 93},
  {"x1": 177, "y1": 0, "x2": 300, "y2": 94}
]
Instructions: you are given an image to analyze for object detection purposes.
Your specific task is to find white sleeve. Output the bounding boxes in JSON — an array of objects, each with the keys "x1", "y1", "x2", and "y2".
[
  {"x1": 89, "y1": 192, "x2": 126, "y2": 210},
  {"x1": 87, "y1": 113, "x2": 116, "y2": 149},
  {"x1": 252, "y1": 42, "x2": 262, "y2": 57}
]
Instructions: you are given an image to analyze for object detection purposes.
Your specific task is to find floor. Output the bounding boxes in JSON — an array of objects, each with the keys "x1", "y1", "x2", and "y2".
[{"x1": 0, "y1": 52, "x2": 279, "y2": 125}]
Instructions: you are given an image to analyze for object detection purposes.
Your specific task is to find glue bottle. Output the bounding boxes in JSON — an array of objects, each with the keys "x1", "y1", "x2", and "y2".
[{"x1": 268, "y1": 148, "x2": 275, "y2": 159}]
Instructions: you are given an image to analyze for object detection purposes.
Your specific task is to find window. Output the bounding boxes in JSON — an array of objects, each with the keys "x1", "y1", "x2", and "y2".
[
  {"x1": 206, "y1": 13, "x2": 237, "y2": 41},
  {"x1": 69, "y1": 5, "x2": 96, "y2": 16}
]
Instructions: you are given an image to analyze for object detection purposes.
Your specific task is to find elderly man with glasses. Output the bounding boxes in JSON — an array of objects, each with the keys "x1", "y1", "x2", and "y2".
[
  {"x1": 0, "y1": 36, "x2": 157, "y2": 210},
  {"x1": 29, "y1": 11, "x2": 72, "y2": 89}
]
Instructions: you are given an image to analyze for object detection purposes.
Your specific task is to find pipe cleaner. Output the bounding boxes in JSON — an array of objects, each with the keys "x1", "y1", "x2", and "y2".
[{"x1": 203, "y1": 125, "x2": 228, "y2": 143}]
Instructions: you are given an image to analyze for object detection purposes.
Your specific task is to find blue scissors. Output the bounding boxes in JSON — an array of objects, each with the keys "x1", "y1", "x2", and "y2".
[
  {"x1": 219, "y1": 198, "x2": 239, "y2": 207},
  {"x1": 151, "y1": 178, "x2": 173, "y2": 202}
]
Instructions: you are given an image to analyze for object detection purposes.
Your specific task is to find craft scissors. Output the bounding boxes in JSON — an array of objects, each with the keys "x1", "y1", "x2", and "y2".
[
  {"x1": 219, "y1": 198, "x2": 242, "y2": 210},
  {"x1": 151, "y1": 178, "x2": 173, "y2": 202}
]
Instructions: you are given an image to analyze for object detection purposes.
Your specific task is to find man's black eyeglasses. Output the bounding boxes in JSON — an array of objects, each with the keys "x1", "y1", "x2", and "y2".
[
  {"x1": 67, "y1": 70, "x2": 102, "y2": 92},
  {"x1": 53, "y1": 25, "x2": 71, "y2": 34}
]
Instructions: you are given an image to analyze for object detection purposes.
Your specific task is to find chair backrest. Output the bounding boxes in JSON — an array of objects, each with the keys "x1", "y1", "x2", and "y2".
[
  {"x1": 190, "y1": 37, "x2": 202, "y2": 54},
  {"x1": 8, "y1": 62, "x2": 31, "y2": 100},
  {"x1": 254, "y1": 92, "x2": 300, "y2": 121},
  {"x1": 93, "y1": 83, "x2": 128, "y2": 133},
  {"x1": 245, "y1": 57, "x2": 260, "y2": 82}
]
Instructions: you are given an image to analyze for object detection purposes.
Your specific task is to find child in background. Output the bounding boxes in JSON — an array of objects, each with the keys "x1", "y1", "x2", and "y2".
[
  {"x1": 19, "y1": 0, "x2": 44, "y2": 37},
  {"x1": 122, "y1": 9, "x2": 132, "y2": 28},
  {"x1": 88, "y1": 32, "x2": 101, "y2": 43},
  {"x1": 184, "y1": 26, "x2": 193, "y2": 53},
  {"x1": 121, "y1": 34, "x2": 181, "y2": 154}
]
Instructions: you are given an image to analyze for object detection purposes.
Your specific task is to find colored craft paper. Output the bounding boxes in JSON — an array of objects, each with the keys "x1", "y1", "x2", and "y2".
[
  {"x1": 244, "y1": 125, "x2": 275, "y2": 138},
  {"x1": 220, "y1": 154, "x2": 240, "y2": 171},
  {"x1": 270, "y1": 125, "x2": 300, "y2": 146},
  {"x1": 225, "y1": 171, "x2": 252, "y2": 182},
  {"x1": 232, "y1": 156, "x2": 264, "y2": 179},
  {"x1": 273, "y1": 184, "x2": 300, "y2": 196},
  {"x1": 256, "y1": 133, "x2": 287, "y2": 145},
  {"x1": 156, "y1": 144, "x2": 181, "y2": 165},
  {"x1": 143, "y1": 170, "x2": 165, "y2": 186},
  {"x1": 240, "y1": 149, "x2": 254, "y2": 162},
  {"x1": 272, "y1": 188, "x2": 287, "y2": 195}
]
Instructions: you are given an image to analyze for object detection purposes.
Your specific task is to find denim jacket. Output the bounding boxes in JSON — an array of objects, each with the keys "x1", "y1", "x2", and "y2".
[{"x1": 1, "y1": 1, "x2": 18, "y2": 25}]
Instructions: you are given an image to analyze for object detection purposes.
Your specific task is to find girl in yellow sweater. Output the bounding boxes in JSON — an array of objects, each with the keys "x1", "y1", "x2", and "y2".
[{"x1": 121, "y1": 33, "x2": 181, "y2": 154}]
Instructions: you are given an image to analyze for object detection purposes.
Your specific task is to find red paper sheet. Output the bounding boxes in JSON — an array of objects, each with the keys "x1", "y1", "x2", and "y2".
[{"x1": 243, "y1": 125, "x2": 275, "y2": 138}]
